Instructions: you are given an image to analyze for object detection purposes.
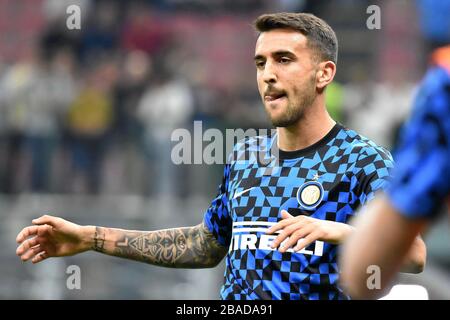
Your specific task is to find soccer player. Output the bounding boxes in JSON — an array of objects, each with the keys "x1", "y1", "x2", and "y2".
[
  {"x1": 15, "y1": 13, "x2": 426, "y2": 300},
  {"x1": 340, "y1": 45, "x2": 450, "y2": 299}
]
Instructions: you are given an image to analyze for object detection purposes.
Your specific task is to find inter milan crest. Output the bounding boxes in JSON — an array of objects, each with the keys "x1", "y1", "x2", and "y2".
[{"x1": 296, "y1": 180, "x2": 324, "y2": 210}]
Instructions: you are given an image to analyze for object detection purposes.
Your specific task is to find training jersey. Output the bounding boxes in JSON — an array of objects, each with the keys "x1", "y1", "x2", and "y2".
[
  {"x1": 204, "y1": 123, "x2": 394, "y2": 300},
  {"x1": 387, "y1": 46, "x2": 450, "y2": 220}
]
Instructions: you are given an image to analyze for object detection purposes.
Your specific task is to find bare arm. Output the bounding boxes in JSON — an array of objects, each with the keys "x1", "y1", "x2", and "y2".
[
  {"x1": 340, "y1": 195, "x2": 427, "y2": 299},
  {"x1": 16, "y1": 215, "x2": 227, "y2": 268},
  {"x1": 91, "y1": 222, "x2": 227, "y2": 268}
]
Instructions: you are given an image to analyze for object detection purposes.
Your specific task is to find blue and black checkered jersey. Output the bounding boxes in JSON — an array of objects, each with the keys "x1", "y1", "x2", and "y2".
[
  {"x1": 203, "y1": 124, "x2": 394, "y2": 300},
  {"x1": 386, "y1": 51, "x2": 450, "y2": 220}
]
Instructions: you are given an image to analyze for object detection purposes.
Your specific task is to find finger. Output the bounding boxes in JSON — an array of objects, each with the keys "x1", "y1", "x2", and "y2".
[
  {"x1": 32, "y1": 215, "x2": 58, "y2": 227},
  {"x1": 266, "y1": 210, "x2": 291, "y2": 234},
  {"x1": 270, "y1": 220, "x2": 305, "y2": 249},
  {"x1": 271, "y1": 224, "x2": 300, "y2": 249},
  {"x1": 279, "y1": 227, "x2": 312, "y2": 253},
  {"x1": 267, "y1": 214, "x2": 295, "y2": 234},
  {"x1": 16, "y1": 236, "x2": 40, "y2": 255},
  {"x1": 270, "y1": 228, "x2": 292, "y2": 248},
  {"x1": 32, "y1": 251, "x2": 48, "y2": 264},
  {"x1": 20, "y1": 244, "x2": 42, "y2": 262},
  {"x1": 294, "y1": 231, "x2": 321, "y2": 252},
  {"x1": 282, "y1": 220, "x2": 309, "y2": 236},
  {"x1": 16, "y1": 226, "x2": 39, "y2": 243},
  {"x1": 281, "y1": 210, "x2": 294, "y2": 219}
]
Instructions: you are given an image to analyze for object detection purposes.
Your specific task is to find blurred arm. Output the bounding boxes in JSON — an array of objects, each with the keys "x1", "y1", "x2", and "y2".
[{"x1": 340, "y1": 195, "x2": 427, "y2": 299}]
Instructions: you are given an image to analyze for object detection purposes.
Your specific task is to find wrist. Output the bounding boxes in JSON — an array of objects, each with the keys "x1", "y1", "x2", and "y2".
[
  {"x1": 327, "y1": 221, "x2": 354, "y2": 244},
  {"x1": 80, "y1": 225, "x2": 96, "y2": 252},
  {"x1": 338, "y1": 223, "x2": 355, "y2": 243}
]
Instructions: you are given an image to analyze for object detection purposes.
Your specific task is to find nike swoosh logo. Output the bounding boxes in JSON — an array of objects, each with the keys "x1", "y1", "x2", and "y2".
[{"x1": 233, "y1": 187, "x2": 256, "y2": 199}]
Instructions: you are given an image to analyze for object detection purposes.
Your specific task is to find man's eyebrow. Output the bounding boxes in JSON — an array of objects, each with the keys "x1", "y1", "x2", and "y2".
[
  {"x1": 254, "y1": 54, "x2": 265, "y2": 61},
  {"x1": 254, "y1": 51, "x2": 296, "y2": 61},
  {"x1": 272, "y1": 50, "x2": 296, "y2": 57}
]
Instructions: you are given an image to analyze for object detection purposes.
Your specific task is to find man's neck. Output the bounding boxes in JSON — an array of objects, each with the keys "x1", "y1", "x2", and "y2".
[{"x1": 276, "y1": 106, "x2": 336, "y2": 152}]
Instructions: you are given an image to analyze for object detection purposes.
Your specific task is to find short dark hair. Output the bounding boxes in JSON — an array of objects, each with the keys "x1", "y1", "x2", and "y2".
[{"x1": 254, "y1": 12, "x2": 338, "y2": 64}]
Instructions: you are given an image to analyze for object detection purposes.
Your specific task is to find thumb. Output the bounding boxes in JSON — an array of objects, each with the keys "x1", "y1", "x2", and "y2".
[
  {"x1": 281, "y1": 210, "x2": 293, "y2": 219},
  {"x1": 32, "y1": 215, "x2": 59, "y2": 227}
]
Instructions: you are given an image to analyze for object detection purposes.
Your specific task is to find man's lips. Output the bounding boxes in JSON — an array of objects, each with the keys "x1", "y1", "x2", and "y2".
[{"x1": 264, "y1": 92, "x2": 287, "y2": 101}]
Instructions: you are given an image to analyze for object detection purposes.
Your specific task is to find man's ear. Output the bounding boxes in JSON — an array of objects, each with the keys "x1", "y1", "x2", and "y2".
[{"x1": 316, "y1": 61, "x2": 336, "y2": 91}]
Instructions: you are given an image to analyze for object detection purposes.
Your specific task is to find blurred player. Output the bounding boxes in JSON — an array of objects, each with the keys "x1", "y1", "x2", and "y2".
[
  {"x1": 16, "y1": 13, "x2": 426, "y2": 300},
  {"x1": 340, "y1": 45, "x2": 450, "y2": 299}
]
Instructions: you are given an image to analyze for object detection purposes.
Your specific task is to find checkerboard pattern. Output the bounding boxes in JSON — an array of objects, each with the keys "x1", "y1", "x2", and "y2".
[
  {"x1": 387, "y1": 66, "x2": 450, "y2": 220},
  {"x1": 204, "y1": 124, "x2": 394, "y2": 300}
]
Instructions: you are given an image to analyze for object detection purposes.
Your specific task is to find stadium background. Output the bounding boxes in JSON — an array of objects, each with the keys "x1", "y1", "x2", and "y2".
[{"x1": 0, "y1": 0, "x2": 449, "y2": 299}]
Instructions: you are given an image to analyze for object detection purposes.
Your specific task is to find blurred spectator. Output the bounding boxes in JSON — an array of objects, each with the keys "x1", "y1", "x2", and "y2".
[
  {"x1": 0, "y1": 47, "x2": 40, "y2": 193},
  {"x1": 347, "y1": 76, "x2": 415, "y2": 149},
  {"x1": 108, "y1": 50, "x2": 152, "y2": 194},
  {"x1": 120, "y1": 5, "x2": 170, "y2": 57},
  {"x1": 23, "y1": 48, "x2": 76, "y2": 192},
  {"x1": 65, "y1": 58, "x2": 118, "y2": 194},
  {"x1": 114, "y1": 50, "x2": 152, "y2": 143},
  {"x1": 137, "y1": 67, "x2": 194, "y2": 196},
  {"x1": 79, "y1": 1, "x2": 120, "y2": 62},
  {"x1": 41, "y1": 0, "x2": 90, "y2": 62}
]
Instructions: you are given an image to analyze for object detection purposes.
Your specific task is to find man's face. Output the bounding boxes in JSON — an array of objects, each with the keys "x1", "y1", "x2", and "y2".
[{"x1": 254, "y1": 29, "x2": 318, "y2": 127}]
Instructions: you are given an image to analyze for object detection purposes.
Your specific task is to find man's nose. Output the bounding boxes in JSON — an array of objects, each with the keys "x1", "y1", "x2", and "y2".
[{"x1": 262, "y1": 62, "x2": 277, "y2": 84}]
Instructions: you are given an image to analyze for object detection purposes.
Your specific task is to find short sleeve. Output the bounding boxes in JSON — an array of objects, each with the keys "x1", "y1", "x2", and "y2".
[
  {"x1": 354, "y1": 146, "x2": 394, "y2": 206},
  {"x1": 386, "y1": 67, "x2": 450, "y2": 219},
  {"x1": 203, "y1": 164, "x2": 233, "y2": 247}
]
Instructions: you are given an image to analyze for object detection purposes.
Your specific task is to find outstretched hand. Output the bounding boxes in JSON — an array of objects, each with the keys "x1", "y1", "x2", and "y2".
[{"x1": 16, "y1": 215, "x2": 92, "y2": 264}]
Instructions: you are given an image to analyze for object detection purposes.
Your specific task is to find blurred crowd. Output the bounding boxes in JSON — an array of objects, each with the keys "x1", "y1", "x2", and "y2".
[{"x1": 0, "y1": 0, "x2": 448, "y2": 197}]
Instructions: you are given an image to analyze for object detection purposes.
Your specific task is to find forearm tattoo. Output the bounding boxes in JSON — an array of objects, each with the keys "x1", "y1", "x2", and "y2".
[
  {"x1": 93, "y1": 226, "x2": 106, "y2": 253},
  {"x1": 111, "y1": 223, "x2": 227, "y2": 268}
]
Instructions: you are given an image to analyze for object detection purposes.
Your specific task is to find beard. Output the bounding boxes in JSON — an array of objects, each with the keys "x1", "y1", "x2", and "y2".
[{"x1": 266, "y1": 77, "x2": 317, "y2": 128}]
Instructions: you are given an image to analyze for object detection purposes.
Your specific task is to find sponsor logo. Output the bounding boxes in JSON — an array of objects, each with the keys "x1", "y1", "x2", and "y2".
[{"x1": 229, "y1": 221, "x2": 324, "y2": 256}]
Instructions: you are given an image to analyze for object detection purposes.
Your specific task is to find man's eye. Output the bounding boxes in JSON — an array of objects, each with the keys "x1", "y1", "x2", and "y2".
[
  {"x1": 256, "y1": 61, "x2": 265, "y2": 68},
  {"x1": 279, "y1": 57, "x2": 291, "y2": 64}
]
